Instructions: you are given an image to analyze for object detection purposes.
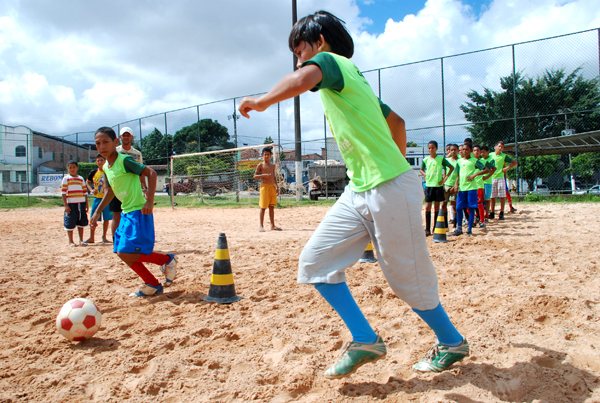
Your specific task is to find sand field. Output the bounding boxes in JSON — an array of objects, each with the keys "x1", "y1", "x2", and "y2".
[{"x1": 0, "y1": 202, "x2": 599, "y2": 402}]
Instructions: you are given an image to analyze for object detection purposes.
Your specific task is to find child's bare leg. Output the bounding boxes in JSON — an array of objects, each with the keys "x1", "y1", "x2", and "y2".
[
  {"x1": 102, "y1": 220, "x2": 110, "y2": 241},
  {"x1": 86, "y1": 222, "x2": 96, "y2": 243},
  {"x1": 269, "y1": 206, "x2": 276, "y2": 229},
  {"x1": 111, "y1": 212, "x2": 121, "y2": 239},
  {"x1": 67, "y1": 230, "x2": 77, "y2": 246},
  {"x1": 259, "y1": 208, "x2": 266, "y2": 231},
  {"x1": 77, "y1": 227, "x2": 85, "y2": 244}
]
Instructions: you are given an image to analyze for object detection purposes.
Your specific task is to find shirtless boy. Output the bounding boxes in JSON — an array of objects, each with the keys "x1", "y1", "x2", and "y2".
[{"x1": 254, "y1": 147, "x2": 281, "y2": 232}]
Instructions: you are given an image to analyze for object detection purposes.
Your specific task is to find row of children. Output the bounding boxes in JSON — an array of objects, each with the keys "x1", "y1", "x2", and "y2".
[{"x1": 420, "y1": 139, "x2": 517, "y2": 237}]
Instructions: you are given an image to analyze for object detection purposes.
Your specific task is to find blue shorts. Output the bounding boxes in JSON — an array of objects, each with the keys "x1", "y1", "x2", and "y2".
[
  {"x1": 484, "y1": 184, "x2": 492, "y2": 201},
  {"x1": 114, "y1": 210, "x2": 155, "y2": 255},
  {"x1": 91, "y1": 197, "x2": 113, "y2": 221},
  {"x1": 64, "y1": 202, "x2": 88, "y2": 231},
  {"x1": 457, "y1": 190, "x2": 478, "y2": 210}
]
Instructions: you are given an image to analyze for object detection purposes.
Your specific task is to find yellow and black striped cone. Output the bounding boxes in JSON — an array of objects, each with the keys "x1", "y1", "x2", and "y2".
[
  {"x1": 358, "y1": 242, "x2": 378, "y2": 263},
  {"x1": 202, "y1": 233, "x2": 243, "y2": 304},
  {"x1": 432, "y1": 209, "x2": 448, "y2": 243}
]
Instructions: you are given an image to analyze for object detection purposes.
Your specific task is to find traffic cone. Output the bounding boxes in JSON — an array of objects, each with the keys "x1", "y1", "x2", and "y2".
[
  {"x1": 202, "y1": 233, "x2": 243, "y2": 304},
  {"x1": 432, "y1": 209, "x2": 448, "y2": 243},
  {"x1": 358, "y1": 242, "x2": 378, "y2": 263}
]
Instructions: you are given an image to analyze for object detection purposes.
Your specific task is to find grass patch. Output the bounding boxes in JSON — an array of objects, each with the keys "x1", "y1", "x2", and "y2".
[
  {"x1": 0, "y1": 195, "x2": 65, "y2": 209},
  {"x1": 157, "y1": 195, "x2": 337, "y2": 209},
  {"x1": 520, "y1": 193, "x2": 600, "y2": 203}
]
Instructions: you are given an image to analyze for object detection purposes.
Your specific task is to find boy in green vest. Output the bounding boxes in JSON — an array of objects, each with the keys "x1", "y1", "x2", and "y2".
[
  {"x1": 490, "y1": 141, "x2": 518, "y2": 220},
  {"x1": 472, "y1": 145, "x2": 496, "y2": 229},
  {"x1": 480, "y1": 145, "x2": 496, "y2": 222},
  {"x1": 450, "y1": 143, "x2": 490, "y2": 236},
  {"x1": 419, "y1": 140, "x2": 454, "y2": 235},
  {"x1": 442, "y1": 144, "x2": 459, "y2": 229},
  {"x1": 90, "y1": 127, "x2": 177, "y2": 297},
  {"x1": 239, "y1": 10, "x2": 468, "y2": 379}
]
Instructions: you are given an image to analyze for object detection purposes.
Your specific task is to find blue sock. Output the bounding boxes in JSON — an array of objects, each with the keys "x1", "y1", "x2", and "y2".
[
  {"x1": 314, "y1": 282, "x2": 378, "y2": 344},
  {"x1": 412, "y1": 303, "x2": 463, "y2": 346},
  {"x1": 468, "y1": 207, "x2": 475, "y2": 231},
  {"x1": 457, "y1": 209, "x2": 464, "y2": 231}
]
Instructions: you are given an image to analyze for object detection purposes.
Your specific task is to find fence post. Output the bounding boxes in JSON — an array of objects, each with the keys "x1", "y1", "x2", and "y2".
[
  {"x1": 441, "y1": 57, "x2": 446, "y2": 149},
  {"x1": 138, "y1": 119, "x2": 143, "y2": 155},
  {"x1": 233, "y1": 98, "x2": 239, "y2": 203},
  {"x1": 164, "y1": 113, "x2": 168, "y2": 164},
  {"x1": 512, "y1": 44, "x2": 519, "y2": 194},
  {"x1": 196, "y1": 105, "x2": 201, "y2": 152}
]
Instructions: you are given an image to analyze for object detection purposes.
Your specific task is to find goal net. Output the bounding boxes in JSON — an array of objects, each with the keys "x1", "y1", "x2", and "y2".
[{"x1": 167, "y1": 143, "x2": 283, "y2": 207}]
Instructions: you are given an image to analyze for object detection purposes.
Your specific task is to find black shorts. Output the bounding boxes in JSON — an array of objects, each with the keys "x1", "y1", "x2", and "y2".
[
  {"x1": 64, "y1": 202, "x2": 88, "y2": 230},
  {"x1": 109, "y1": 197, "x2": 122, "y2": 213},
  {"x1": 425, "y1": 186, "x2": 446, "y2": 203}
]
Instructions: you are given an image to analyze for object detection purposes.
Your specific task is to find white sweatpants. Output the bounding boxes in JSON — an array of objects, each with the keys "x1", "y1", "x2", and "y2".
[{"x1": 298, "y1": 170, "x2": 440, "y2": 311}]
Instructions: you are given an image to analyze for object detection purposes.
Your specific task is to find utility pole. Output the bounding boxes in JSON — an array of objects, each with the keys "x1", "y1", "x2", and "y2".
[{"x1": 292, "y1": 0, "x2": 303, "y2": 201}]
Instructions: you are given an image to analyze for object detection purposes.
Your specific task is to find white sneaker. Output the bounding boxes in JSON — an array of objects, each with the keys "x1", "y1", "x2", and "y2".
[
  {"x1": 130, "y1": 283, "x2": 163, "y2": 297},
  {"x1": 161, "y1": 254, "x2": 177, "y2": 287}
]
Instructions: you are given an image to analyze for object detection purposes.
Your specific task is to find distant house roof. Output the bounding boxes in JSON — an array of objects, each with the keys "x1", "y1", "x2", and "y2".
[
  {"x1": 504, "y1": 130, "x2": 600, "y2": 156},
  {"x1": 32, "y1": 130, "x2": 90, "y2": 150}
]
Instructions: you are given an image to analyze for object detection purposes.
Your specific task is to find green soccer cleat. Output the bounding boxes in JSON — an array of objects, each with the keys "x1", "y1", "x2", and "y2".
[
  {"x1": 324, "y1": 336, "x2": 387, "y2": 379},
  {"x1": 413, "y1": 338, "x2": 470, "y2": 373}
]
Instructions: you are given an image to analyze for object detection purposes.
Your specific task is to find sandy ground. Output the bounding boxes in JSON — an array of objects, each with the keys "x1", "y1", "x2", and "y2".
[{"x1": 1, "y1": 202, "x2": 600, "y2": 403}]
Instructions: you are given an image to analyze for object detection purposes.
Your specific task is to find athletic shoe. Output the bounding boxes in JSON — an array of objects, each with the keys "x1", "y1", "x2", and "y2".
[
  {"x1": 130, "y1": 283, "x2": 163, "y2": 297},
  {"x1": 324, "y1": 336, "x2": 387, "y2": 379},
  {"x1": 484, "y1": 218, "x2": 489, "y2": 223},
  {"x1": 161, "y1": 254, "x2": 177, "y2": 287},
  {"x1": 466, "y1": 230, "x2": 473, "y2": 237},
  {"x1": 449, "y1": 229, "x2": 463, "y2": 236},
  {"x1": 478, "y1": 223, "x2": 486, "y2": 229},
  {"x1": 489, "y1": 212, "x2": 495, "y2": 219},
  {"x1": 413, "y1": 338, "x2": 470, "y2": 373},
  {"x1": 449, "y1": 219, "x2": 456, "y2": 226},
  {"x1": 510, "y1": 207, "x2": 517, "y2": 213},
  {"x1": 425, "y1": 230, "x2": 431, "y2": 237},
  {"x1": 499, "y1": 212, "x2": 505, "y2": 220}
]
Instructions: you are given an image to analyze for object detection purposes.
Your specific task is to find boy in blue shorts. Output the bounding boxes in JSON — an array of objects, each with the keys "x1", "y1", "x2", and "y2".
[
  {"x1": 450, "y1": 143, "x2": 490, "y2": 236},
  {"x1": 62, "y1": 160, "x2": 89, "y2": 246},
  {"x1": 239, "y1": 11, "x2": 468, "y2": 378},
  {"x1": 85, "y1": 154, "x2": 112, "y2": 244},
  {"x1": 90, "y1": 127, "x2": 177, "y2": 297},
  {"x1": 419, "y1": 140, "x2": 453, "y2": 236}
]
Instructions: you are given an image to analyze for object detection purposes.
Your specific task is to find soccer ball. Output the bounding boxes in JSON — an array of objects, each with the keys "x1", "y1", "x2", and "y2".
[{"x1": 56, "y1": 298, "x2": 102, "y2": 341}]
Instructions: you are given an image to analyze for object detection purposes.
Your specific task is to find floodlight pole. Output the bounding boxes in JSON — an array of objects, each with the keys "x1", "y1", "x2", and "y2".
[{"x1": 293, "y1": 0, "x2": 303, "y2": 201}]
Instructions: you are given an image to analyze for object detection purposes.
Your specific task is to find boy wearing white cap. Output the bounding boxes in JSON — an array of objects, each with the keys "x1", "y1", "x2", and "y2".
[{"x1": 108, "y1": 127, "x2": 145, "y2": 238}]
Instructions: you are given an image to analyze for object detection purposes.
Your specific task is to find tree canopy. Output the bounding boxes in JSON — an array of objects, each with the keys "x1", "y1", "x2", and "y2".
[
  {"x1": 172, "y1": 119, "x2": 233, "y2": 155},
  {"x1": 461, "y1": 68, "x2": 600, "y2": 148}
]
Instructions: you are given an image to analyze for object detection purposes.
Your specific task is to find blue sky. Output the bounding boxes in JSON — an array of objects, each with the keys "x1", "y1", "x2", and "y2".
[{"x1": 359, "y1": 0, "x2": 491, "y2": 34}]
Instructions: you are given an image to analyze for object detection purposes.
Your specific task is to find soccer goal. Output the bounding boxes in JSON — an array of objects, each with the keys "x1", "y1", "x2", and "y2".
[{"x1": 167, "y1": 143, "x2": 283, "y2": 208}]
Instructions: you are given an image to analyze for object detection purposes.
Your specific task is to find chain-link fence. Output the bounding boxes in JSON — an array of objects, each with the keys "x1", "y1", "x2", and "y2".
[{"x1": 2, "y1": 28, "x2": 599, "y2": 198}]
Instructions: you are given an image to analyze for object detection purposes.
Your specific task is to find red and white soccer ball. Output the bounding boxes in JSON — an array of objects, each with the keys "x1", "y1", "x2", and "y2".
[{"x1": 56, "y1": 298, "x2": 102, "y2": 341}]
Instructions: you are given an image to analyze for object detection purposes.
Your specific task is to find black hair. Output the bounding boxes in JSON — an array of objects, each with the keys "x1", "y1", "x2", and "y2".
[
  {"x1": 262, "y1": 147, "x2": 273, "y2": 155},
  {"x1": 289, "y1": 10, "x2": 354, "y2": 58},
  {"x1": 96, "y1": 126, "x2": 117, "y2": 141},
  {"x1": 463, "y1": 143, "x2": 473, "y2": 151},
  {"x1": 496, "y1": 140, "x2": 505, "y2": 146},
  {"x1": 67, "y1": 160, "x2": 78, "y2": 166},
  {"x1": 463, "y1": 137, "x2": 472, "y2": 144},
  {"x1": 428, "y1": 140, "x2": 438, "y2": 148},
  {"x1": 449, "y1": 143, "x2": 459, "y2": 149},
  {"x1": 481, "y1": 145, "x2": 490, "y2": 152},
  {"x1": 473, "y1": 144, "x2": 481, "y2": 150},
  {"x1": 95, "y1": 154, "x2": 106, "y2": 160}
]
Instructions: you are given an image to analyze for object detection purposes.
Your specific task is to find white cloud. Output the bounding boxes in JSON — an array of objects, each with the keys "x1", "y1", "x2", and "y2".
[{"x1": 0, "y1": 0, "x2": 597, "y2": 149}]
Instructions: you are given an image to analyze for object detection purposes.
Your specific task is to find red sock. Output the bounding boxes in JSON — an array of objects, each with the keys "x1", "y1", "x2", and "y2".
[
  {"x1": 130, "y1": 262, "x2": 160, "y2": 286},
  {"x1": 138, "y1": 252, "x2": 170, "y2": 266}
]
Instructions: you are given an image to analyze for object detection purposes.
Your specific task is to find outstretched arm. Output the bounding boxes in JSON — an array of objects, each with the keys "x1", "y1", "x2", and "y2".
[
  {"x1": 239, "y1": 65, "x2": 323, "y2": 118},
  {"x1": 141, "y1": 167, "x2": 157, "y2": 215}
]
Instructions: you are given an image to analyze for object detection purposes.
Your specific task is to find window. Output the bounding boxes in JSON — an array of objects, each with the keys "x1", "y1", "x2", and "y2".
[
  {"x1": 406, "y1": 157, "x2": 416, "y2": 166},
  {"x1": 15, "y1": 146, "x2": 26, "y2": 157},
  {"x1": 38, "y1": 148, "x2": 43, "y2": 159},
  {"x1": 2, "y1": 171, "x2": 10, "y2": 182},
  {"x1": 16, "y1": 171, "x2": 27, "y2": 182}
]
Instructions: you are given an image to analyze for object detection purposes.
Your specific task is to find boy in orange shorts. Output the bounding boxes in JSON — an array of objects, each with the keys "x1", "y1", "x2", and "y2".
[{"x1": 254, "y1": 147, "x2": 281, "y2": 232}]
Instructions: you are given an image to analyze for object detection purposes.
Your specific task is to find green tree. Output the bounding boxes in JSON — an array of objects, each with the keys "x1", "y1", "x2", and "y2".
[
  {"x1": 171, "y1": 119, "x2": 233, "y2": 155},
  {"x1": 140, "y1": 128, "x2": 172, "y2": 165},
  {"x1": 407, "y1": 141, "x2": 418, "y2": 147},
  {"x1": 461, "y1": 68, "x2": 600, "y2": 147},
  {"x1": 507, "y1": 155, "x2": 560, "y2": 191},
  {"x1": 264, "y1": 136, "x2": 274, "y2": 144},
  {"x1": 569, "y1": 152, "x2": 600, "y2": 185}
]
